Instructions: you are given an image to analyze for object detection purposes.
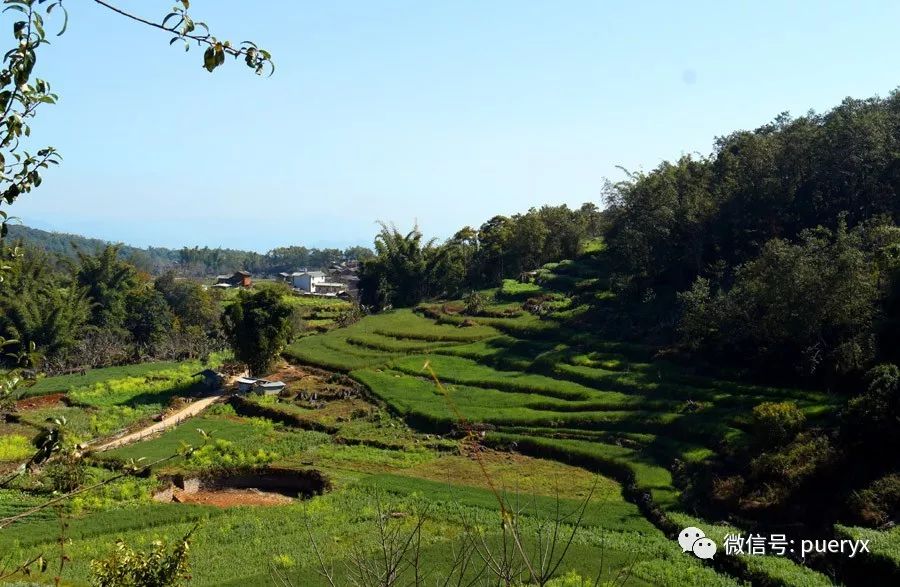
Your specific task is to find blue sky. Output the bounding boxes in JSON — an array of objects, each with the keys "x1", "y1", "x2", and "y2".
[{"x1": 12, "y1": 0, "x2": 900, "y2": 251}]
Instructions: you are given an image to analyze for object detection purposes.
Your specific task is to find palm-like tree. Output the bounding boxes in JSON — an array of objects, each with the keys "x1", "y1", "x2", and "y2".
[
  {"x1": 74, "y1": 245, "x2": 137, "y2": 328},
  {"x1": 0, "y1": 245, "x2": 92, "y2": 366}
]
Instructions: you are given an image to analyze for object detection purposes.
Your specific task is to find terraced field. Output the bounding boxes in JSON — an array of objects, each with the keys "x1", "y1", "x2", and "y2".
[
  {"x1": 2, "y1": 401, "x2": 730, "y2": 586},
  {"x1": 3, "y1": 253, "x2": 889, "y2": 585},
  {"x1": 282, "y1": 248, "x2": 850, "y2": 586}
]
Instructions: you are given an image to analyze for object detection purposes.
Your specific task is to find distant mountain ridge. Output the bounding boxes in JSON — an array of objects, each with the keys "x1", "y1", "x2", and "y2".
[
  {"x1": 5, "y1": 224, "x2": 374, "y2": 276},
  {"x1": 7, "y1": 224, "x2": 180, "y2": 271}
]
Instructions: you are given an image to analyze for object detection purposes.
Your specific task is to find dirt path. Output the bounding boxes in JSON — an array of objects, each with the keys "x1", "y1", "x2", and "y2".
[{"x1": 92, "y1": 393, "x2": 228, "y2": 452}]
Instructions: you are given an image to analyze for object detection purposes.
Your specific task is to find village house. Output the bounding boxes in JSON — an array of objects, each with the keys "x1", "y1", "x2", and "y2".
[
  {"x1": 327, "y1": 261, "x2": 360, "y2": 297},
  {"x1": 313, "y1": 282, "x2": 347, "y2": 295},
  {"x1": 291, "y1": 270, "x2": 326, "y2": 292},
  {"x1": 279, "y1": 267, "x2": 352, "y2": 296},
  {"x1": 285, "y1": 270, "x2": 348, "y2": 294},
  {"x1": 214, "y1": 270, "x2": 252, "y2": 288}
]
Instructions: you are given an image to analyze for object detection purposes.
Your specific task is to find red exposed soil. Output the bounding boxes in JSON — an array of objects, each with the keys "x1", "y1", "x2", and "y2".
[
  {"x1": 16, "y1": 393, "x2": 66, "y2": 411},
  {"x1": 266, "y1": 362, "x2": 361, "y2": 397},
  {"x1": 172, "y1": 488, "x2": 294, "y2": 507}
]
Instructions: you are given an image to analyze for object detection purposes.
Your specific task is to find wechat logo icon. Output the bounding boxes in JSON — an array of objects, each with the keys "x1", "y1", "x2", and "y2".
[{"x1": 679, "y1": 527, "x2": 717, "y2": 560}]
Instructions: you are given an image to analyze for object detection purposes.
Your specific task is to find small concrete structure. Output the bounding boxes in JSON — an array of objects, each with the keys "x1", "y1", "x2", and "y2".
[
  {"x1": 254, "y1": 380, "x2": 287, "y2": 395},
  {"x1": 313, "y1": 282, "x2": 346, "y2": 295},
  {"x1": 235, "y1": 377, "x2": 258, "y2": 393},
  {"x1": 234, "y1": 376, "x2": 286, "y2": 395}
]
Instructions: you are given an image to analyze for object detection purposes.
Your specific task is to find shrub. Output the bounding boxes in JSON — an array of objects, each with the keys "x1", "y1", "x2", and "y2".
[
  {"x1": 42, "y1": 453, "x2": 87, "y2": 493},
  {"x1": 90, "y1": 529, "x2": 194, "y2": 587},
  {"x1": 271, "y1": 554, "x2": 295, "y2": 569},
  {"x1": 748, "y1": 432, "x2": 835, "y2": 495},
  {"x1": 462, "y1": 291, "x2": 488, "y2": 316},
  {"x1": 222, "y1": 289, "x2": 294, "y2": 376},
  {"x1": 335, "y1": 304, "x2": 365, "y2": 328},
  {"x1": 546, "y1": 571, "x2": 591, "y2": 586},
  {"x1": 751, "y1": 401, "x2": 805, "y2": 447},
  {"x1": 710, "y1": 475, "x2": 746, "y2": 509},
  {"x1": 187, "y1": 438, "x2": 277, "y2": 470},
  {"x1": 844, "y1": 363, "x2": 900, "y2": 442},
  {"x1": 847, "y1": 473, "x2": 900, "y2": 527}
]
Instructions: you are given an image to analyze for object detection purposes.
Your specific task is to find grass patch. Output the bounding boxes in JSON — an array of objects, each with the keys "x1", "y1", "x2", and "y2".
[
  {"x1": 486, "y1": 432, "x2": 679, "y2": 510},
  {"x1": 23, "y1": 359, "x2": 193, "y2": 398},
  {"x1": 836, "y1": 524, "x2": 900, "y2": 569},
  {"x1": 497, "y1": 279, "x2": 543, "y2": 301},
  {"x1": 0, "y1": 435, "x2": 32, "y2": 462},
  {"x1": 357, "y1": 473, "x2": 652, "y2": 534},
  {"x1": 390, "y1": 353, "x2": 678, "y2": 410},
  {"x1": 101, "y1": 415, "x2": 330, "y2": 471},
  {"x1": 346, "y1": 332, "x2": 455, "y2": 353}
]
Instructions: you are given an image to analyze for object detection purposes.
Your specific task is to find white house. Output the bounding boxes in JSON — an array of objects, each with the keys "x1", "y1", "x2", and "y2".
[{"x1": 291, "y1": 271, "x2": 326, "y2": 292}]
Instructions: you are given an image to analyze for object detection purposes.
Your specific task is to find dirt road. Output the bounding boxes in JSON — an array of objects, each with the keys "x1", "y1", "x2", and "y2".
[{"x1": 93, "y1": 393, "x2": 227, "y2": 452}]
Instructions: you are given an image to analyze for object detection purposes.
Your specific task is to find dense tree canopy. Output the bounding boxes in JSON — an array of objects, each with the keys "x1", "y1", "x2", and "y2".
[
  {"x1": 221, "y1": 289, "x2": 295, "y2": 376},
  {"x1": 359, "y1": 204, "x2": 603, "y2": 309},
  {"x1": 0, "y1": 245, "x2": 226, "y2": 371},
  {"x1": 0, "y1": 245, "x2": 90, "y2": 363},
  {"x1": 603, "y1": 92, "x2": 900, "y2": 382}
]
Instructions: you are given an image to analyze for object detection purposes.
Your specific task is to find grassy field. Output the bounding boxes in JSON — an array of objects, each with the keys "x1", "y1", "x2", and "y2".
[
  {"x1": 23, "y1": 359, "x2": 195, "y2": 398},
  {"x1": 100, "y1": 414, "x2": 331, "y2": 469},
  {"x1": 0, "y1": 480, "x2": 739, "y2": 587},
  {"x1": 13, "y1": 363, "x2": 226, "y2": 447},
  {"x1": 0, "y1": 247, "x2": 869, "y2": 586},
  {"x1": 2, "y1": 403, "x2": 696, "y2": 586},
  {"x1": 0, "y1": 436, "x2": 738, "y2": 587}
]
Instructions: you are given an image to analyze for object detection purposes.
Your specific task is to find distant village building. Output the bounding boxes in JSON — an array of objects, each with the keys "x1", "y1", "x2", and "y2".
[
  {"x1": 277, "y1": 262, "x2": 362, "y2": 296},
  {"x1": 314, "y1": 282, "x2": 346, "y2": 295},
  {"x1": 279, "y1": 270, "x2": 347, "y2": 295},
  {"x1": 291, "y1": 270, "x2": 327, "y2": 292},
  {"x1": 215, "y1": 271, "x2": 252, "y2": 288},
  {"x1": 327, "y1": 261, "x2": 361, "y2": 298}
]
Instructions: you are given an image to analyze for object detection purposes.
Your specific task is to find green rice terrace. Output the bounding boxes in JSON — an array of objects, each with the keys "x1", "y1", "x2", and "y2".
[{"x1": 0, "y1": 248, "x2": 894, "y2": 586}]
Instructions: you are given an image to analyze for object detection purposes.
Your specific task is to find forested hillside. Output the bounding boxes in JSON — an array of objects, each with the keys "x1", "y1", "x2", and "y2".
[
  {"x1": 7, "y1": 225, "x2": 180, "y2": 273},
  {"x1": 603, "y1": 94, "x2": 900, "y2": 385},
  {"x1": 348, "y1": 90, "x2": 900, "y2": 561},
  {"x1": 6, "y1": 225, "x2": 374, "y2": 276}
]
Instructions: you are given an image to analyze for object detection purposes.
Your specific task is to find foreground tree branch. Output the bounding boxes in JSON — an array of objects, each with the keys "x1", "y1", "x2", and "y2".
[{"x1": 91, "y1": 0, "x2": 274, "y2": 74}]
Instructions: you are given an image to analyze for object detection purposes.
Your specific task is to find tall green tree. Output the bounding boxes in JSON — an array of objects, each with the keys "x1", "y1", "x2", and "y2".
[
  {"x1": 154, "y1": 271, "x2": 220, "y2": 329},
  {"x1": 222, "y1": 289, "x2": 294, "y2": 376},
  {"x1": 124, "y1": 287, "x2": 174, "y2": 351},
  {"x1": 0, "y1": 245, "x2": 90, "y2": 365},
  {"x1": 358, "y1": 223, "x2": 440, "y2": 309},
  {"x1": 678, "y1": 222, "x2": 880, "y2": 379},
  {"x1": 74, "y1": 245, "x2": 137, "y2": 329}
]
